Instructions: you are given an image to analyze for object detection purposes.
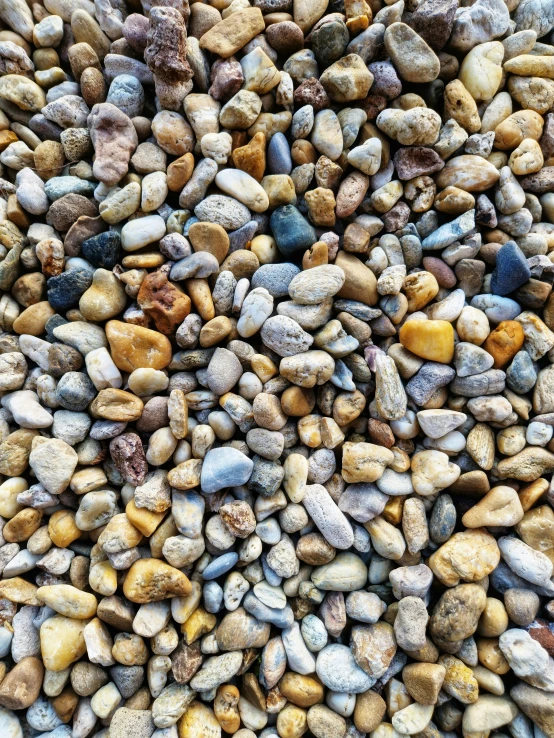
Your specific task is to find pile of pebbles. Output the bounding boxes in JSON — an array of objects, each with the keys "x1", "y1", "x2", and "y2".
[{"x1": 2, "y1": 0, "x2": 554, "y2": 735}]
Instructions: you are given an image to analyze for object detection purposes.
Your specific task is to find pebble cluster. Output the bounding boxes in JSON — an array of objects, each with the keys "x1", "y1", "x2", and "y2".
[{"x1": 1, "y1": 0, "x2": 554, "y2": 736}]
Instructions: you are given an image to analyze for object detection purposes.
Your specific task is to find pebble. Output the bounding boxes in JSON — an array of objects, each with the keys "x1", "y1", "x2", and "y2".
[
  {"x1": 316, "y1": 644, "x2": 375, "y2": 693},
  {"x1": 0, "y1": 0, "x2": 550, "y2": 732}
]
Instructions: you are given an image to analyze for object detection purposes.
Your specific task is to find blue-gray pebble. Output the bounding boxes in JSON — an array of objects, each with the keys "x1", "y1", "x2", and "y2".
[
  {"x1": 82, "y1": 231, "x2": 121, "y2": 270},
  {"x1": 270, "y1": 205, "x2": 316, "y2": 256},
  {"x1": 107, "y1": 74, "x2": 145, "y2": 118},
  {"x1": 506, "y1": 350, "x2": 537, "y2": 394},
  {"x1": 47, "y1": 269, "x2": 93, "y2": 311},
  {"x1": 268, "y1": 133, "x2": 292, "y2": 175},
  {"x1": 203, "y1": 553, "x2": 239, "y2": 580},
  {"x1": 251, "y1": 262, "x2": 300, "y2": 297},
  {"x1": 55, "y1": 372, "x2": 97, "y2": 411},
  {"x1": 491, "y1": 240, "x2": 531, "y2": 295}
]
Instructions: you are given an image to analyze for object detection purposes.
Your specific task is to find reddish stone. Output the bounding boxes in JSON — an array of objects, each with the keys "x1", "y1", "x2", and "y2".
[
  {"x1": 423, "y1": 257, "x2": 457, "y2": 288},
  {"x1": 357, "y1": 94, "x2": 387, "y2": 120},
  {"x1": 368, "y1": 418, "x2": 395, "y2": 448},
  {"x1": 137, "y1": 266, "x2": 191, "y2": 335},
  {"x1": 171, "y1": 640, "x2": 203, "y2": 683},
  {"x1": 393, "y1": 147, "x2": 445, "y2": 181},
  {"x1": 294, "y1": 77, "x2": 329, "y2": 112},
  {"x1": 527, "y1": 619, "x2": 554, "y2": 656},
  {"x1": 409, "y1": 0, "x2": 458, "y2": 50},
  {"x1": 266, "y1": 22, "x2": 304, "y2": 56},
  {"x1": 209, "y1": 57, "x2": 244, "y2": 102},
  {"x1": 382, "y1": 202, "x2": 410, "y2": 233},
  {"x1": 109, "y1": 432, "x2": 148, "y2": 486},
  {"x1": 145, "y1": 6, "x2": 192, "y2": 83}
]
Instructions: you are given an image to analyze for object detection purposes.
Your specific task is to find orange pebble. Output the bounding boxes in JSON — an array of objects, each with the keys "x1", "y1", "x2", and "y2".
[{"x1": 483, "y1": 320, "x2": 524, "y2": 368}]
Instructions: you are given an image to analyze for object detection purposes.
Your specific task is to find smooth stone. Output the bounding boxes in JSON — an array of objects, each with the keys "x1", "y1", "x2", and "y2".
[
  {"x1": 316, "y1": 644, "x2": 375, "y2": 693},
  {"x1": 270, "y1": 205, "x2": 317, "y2": 256},
  {"x1": 491, "y1": 241, "x2": 532, "y2": 296},
  {"x1": 201, "y1": 448, "x2": 254, "y2": 494}
]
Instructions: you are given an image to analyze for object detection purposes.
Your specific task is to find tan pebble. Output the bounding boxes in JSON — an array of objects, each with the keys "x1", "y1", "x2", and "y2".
[
  {"x1": 37, "y1": 584, "x2": 97, "y2": 619},
  {"x1": 199, "y1": 7, "x2": 265, "y2": 57},
  {"x1": 462, "y1": 486, "x2": 524, "y2": 528},
  {"x1": 429, "y1": 529, "x2": 500, "y2": 586},
  {"x1": 178, "y1": 700, "x2": 221, "y2": 738},
  {"x1": 279, "y1": 673, "x2": 324, "y2": 707},
  {"x1": 439, "y1": 654, "x2": 479, "y2": 704},
  {"x1": 2, "y1": 507, "x2": 42, "y2": 541},
  {"x1": 106, "y1": 320, "x2": 172, "y2": 371},
  {"x1": 341, "y1": 441, "x2": 394, "y2": 483},
  {"x1": 494, "y1": 110, "x2": 544, "y2": 150},
  {"x1": 90, "y1": 388, "x2": 144, "y2": 422},
  {"x1": 182, "y1": 606, "x2": 217, "y2": 644},
  {"x1": 0, "y1": 577, "x2": 40, "y2": 605},
  {"x1": 79, "y1": 269, "x2": 127, "y2": 321},
  {"x1": 276, "y1": 704, "x2": 308, "y2": 738},
  {"x1": 214, "y1": 684, "x2": 241, "y2": 733},
  {"x1": 123, "y1": 558, "x2": 192, "y2": 603},
  {"x1": 12, "y1": 301, "x2": 55, "y2": 335},
  {"x1": 477, "y1": 597, "x2": 508, "y2": 637},
  {"x1": 402, "y1": 662, "x2": 445, "y2": 705},
  {"x1": 48, "y1": 510, "x2": 81, "y2": 547},
  {"x1": 353, "y1": 689, "x2": 386, "y2": 733},
  {"x1": 125, "y1": 499, "x2": 165, "y2": 537},
  {"x1": 477, "y1": 637, "x2": 510, "y2": 674},
  {"x1": 40, "y1": 615, "x2": 88, "y2": 672},
  {"x1": 0, "y1": 656, "x2": 43, "y2": 709}
]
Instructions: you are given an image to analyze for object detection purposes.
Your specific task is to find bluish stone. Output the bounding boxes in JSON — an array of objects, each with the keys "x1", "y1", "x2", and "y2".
[
  {"x1": 268, "y1": 132, "x2": 292, "y2": 175},
  {"x1": 229, "y1": 220, "x2": 258, "y2": 253},
  {"x1": 46, "y1": 81, "x2": 80, "y2": 103},
  {"x1": 416, "y1": 210, "x2": 439, "y2": 239},
  {"x1": 82, "y1": 231, "x2": 121, "y2": 270},
  {"x1": 248, "y1": 455, "x2": 284, "y2": 498},
  {"x1": 183, "y1": 216, "x2": 199, "y2": 236},
  {"x1": 90, "y1": 420, "x2": 127, "y2": 440},
  {"x1": 491, "y1": 240, "x2": 531, "y2": 295},
  {"x1": 44, "y1": 313, "x2": 67, "y2": 343},
  {"x1": 251, "y1": 212, "x2": 269, "y2": 234},
  {"x1": 471, "y1": 293, "x2": 521, "y2": 322},
  {"x1": 346, "y1": 23, "x2": 385, "y2": 63},
  {"x1": 330, "y1": 358, "x2": 356, "y2": 391},
  {"x1": 110, "y1": 665, "x2": 145, "y2": 698},
  {"x1": 334, "y1": 300, "x2": 382, "y2": 321},
  {"x1": 47, "y1": 268, "x2": 93, "y2": 311},
  {"x1": 406, "y1": 362, "x2": 456, "y2": 405},
  {"x1": 251, "y1": 262, "x2": 300, "y2": 297},
  {"x1": 40, "y1": 726, "x2": 73, "y2": 738},
  {"x1": 270, "y1": 205, "x2": 316, "y2": 256},
  {"x1": 429, "y1": 494, "x2": 456, "y2": 544},
  {"x1": 506, "y1": 350, "x2": 537, "y2": 394},
  {"x1": 27, "y1": 694, "x2": 63, "y2": 731},
  {"x1": 243, "y1": 591, "x2": 294, "y2": 628},
  {"x1": 66, "y1": 257, "x2": 95, "y2": 276},
  {"x1": 201, "y1": 447, "x2": 253, "y2": 493},
  {"x1": 421, "y1": 210, "x2": 475, "y2": 250},
  {"x1": 400, "y1": 234, "x2": 423, "y2": 270},
  {"x1": 203, "y1": 580, "x2": 224, "y2": 612},
  {"x1": 203, "y1": 552, "x2": 239, "y2": 580},
  {"x1": 55, "y1": 372, "x2": 96, "y2": 411},
  {"x1": 262, "y1": 552, "x2": 282, "y2": 586},
  {"x1": 44, "y1": 176, "x2": 96, "y2": 201},
  {"x1": 311, "y1": 19, "x2": 349, "y2": 67},
  {"x1": 107, "y1": 74, "x2": 145, "y2": 118},
  {"x1": 490, "y1": 560, "x2": 534, "y2": 594},
  {"x1": 29, "y1": 113, "x2": 62, "y2": 141}
]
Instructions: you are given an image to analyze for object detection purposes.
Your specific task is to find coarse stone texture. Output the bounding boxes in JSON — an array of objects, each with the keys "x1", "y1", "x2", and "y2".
[{"x1": 0, "y1": 0, "x2": 551, "y2": 734}]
